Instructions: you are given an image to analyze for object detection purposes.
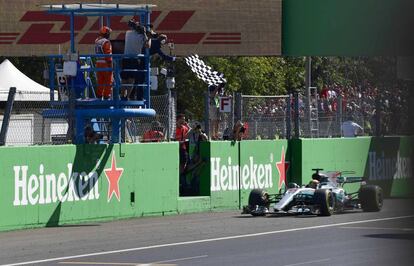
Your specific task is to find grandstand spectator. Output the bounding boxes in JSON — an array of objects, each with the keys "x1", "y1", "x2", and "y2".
[
  {"x1": 341, "y1": 116, "x2": 364, "y2": 137},
  {"x1": 142, "y1": 121, "x2": 164, "y2": 142},
  {"x1": 320, "y1": 85, "x2": 329, "y2": 99}
]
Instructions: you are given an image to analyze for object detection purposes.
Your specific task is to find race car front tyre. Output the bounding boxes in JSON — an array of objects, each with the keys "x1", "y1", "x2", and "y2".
[
  {"x1": 248, "y1": 189, "x2": 269, "y2": 216},
  {"x1": 314, "y1": 189, "x2": 334, "y2": 216},
  {"x1": 359, "y1": 185, "x2": 383, "y2": 212}
]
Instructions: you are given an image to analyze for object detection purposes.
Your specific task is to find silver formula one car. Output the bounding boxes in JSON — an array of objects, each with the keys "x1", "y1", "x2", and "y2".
[{"x1": 242, "y1": 169, "x2": 383, "y2": 216}]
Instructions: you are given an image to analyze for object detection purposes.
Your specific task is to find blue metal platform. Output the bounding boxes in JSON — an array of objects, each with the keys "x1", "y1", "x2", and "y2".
[{"x1": 42, "y1": 3, "x2": 156, "y2": 144}]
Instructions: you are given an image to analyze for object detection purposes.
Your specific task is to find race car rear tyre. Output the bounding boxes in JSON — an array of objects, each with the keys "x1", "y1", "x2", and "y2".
[
  {"x1": 248, "y1": 189, "x2": 269, "y2": 216},
  {"x1": 314, "y1": 189, "x2": 334, "y2": 216},
  {"x1": 359, "y1": 185, "x2": 383, "y2": 212}
]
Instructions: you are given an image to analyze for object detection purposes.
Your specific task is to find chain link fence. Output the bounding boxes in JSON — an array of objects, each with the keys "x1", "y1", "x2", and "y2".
[
  {"x1": 297, "y1": 89, "x2": 392, "y2": 138},
  {"x1": 205, "y1": 92, "x2": 234, "y2": 140},
  {"x1": 0, "y1": 90, "x2": 174, "y2": 146},
  {"x1": 203, "y1": 89, "x2": 405, "y2": 140},
  {"x1": 127, "y1": 93, "x2": 175, "y2": 143},
  {"x1": 204, "y1": 93, "x2": 290, "y2": 140},
  {"x1": 241, "y1": 95, "x2": 289, "y2": 140},
  {"x1": 1, "y1": 91, "x2": 54, "y2": 146},
  {"x1": 1, "y1": 86, "x2": 408, "y2": 146}
]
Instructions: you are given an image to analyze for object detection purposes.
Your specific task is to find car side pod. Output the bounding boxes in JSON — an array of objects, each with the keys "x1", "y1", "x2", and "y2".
[{"x1": 359, "y1": 185, "x2": 383, "y2": 212}]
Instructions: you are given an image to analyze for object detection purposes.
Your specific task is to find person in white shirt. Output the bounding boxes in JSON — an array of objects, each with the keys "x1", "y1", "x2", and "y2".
[
  {"x1": 341, "y1": 117, "x2": 363, "y2": 137},
  {"x1": 121, "y1": 19, "x2": 151, "y2": 100}
]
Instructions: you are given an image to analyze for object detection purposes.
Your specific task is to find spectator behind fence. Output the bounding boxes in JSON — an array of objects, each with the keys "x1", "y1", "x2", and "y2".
[
  {"x1": 95, "y1": 26, "x2": 113, "y2": 99},
  {"x1": 84, "y1": 126, "x2": 101, "y2": 144},
  {"x1": 175, "y1": 114, "x2": 190, "y2": 191},
  {"x1": 222, "y1": 127, "x2": 231, "y2": 140},
  {"x1": 231, "y1": 120, "x2": 246, "y2": 141},
  {"x1": 188, "y1": 122, "x2": 208, "y2": 163},
  {"x1": 208, "y1": 83, "x2": 225, "y2": 140},
  {"x1": 142, "y1": 121, "x2": 164, "y2": 142},
  {"x1": 341, "y1": 116, "x2": 364, "y2": 137},
  {"x1": 175, "y1": 114, "x2": 190, "y2": 169},
  {"x1": 121, "y1": 19, "x2": 151, "y2": 100}
]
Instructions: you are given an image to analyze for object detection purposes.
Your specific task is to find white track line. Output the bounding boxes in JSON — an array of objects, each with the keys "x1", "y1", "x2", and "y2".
[
  {"x1": 58, "y1": 263, "x2": 165, "y2": 266},
  {"x1": 282, "y1": 258, "x2": 331, "y2": 266},
  {"x1": 3, "y1": 215, "x2": 414, "y2": 266},
  {"x1": 151, "y1": 255, "x2": 208, "y2": 264}
]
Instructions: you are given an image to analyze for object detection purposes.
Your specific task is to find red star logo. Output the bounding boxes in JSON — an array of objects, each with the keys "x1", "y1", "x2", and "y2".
[
  {"x1": 104, "y1": 152, "x2": 124, "y2": 202},
  {"x1": 276, "y1": 146, "x2": 290, "y2": 190}
]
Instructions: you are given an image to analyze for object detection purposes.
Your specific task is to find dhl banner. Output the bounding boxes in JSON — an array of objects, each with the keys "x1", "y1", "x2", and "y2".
[{"x1": 0, "y1": 0, "x2": 281, "y2": 56}]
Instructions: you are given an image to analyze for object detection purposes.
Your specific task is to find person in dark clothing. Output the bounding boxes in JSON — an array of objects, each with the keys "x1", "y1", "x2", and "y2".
[
  {"x1": 150, "y1": 34, "x2": 176, "y2": 62},
  {"x1": 231, "y1": 120, "x2": 246, "y2": 141}
]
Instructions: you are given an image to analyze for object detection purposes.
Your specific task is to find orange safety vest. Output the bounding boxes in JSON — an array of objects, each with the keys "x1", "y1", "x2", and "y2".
[
  {"x1": 95, "y1": 37, "x2": 113, "y2": 98},
  {"x1": 95, "y1": 37, "x2": 112, "y2": 64}
]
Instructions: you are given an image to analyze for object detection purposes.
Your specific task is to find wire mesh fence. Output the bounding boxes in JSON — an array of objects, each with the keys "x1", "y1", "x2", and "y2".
[
  {"x1": 297, "y1": 90, "x2": 386, "y2": 138},
  {"x1": 241, "y1": 95, "x2": 290, "y2": 140},
  {"x1": 0, "y1": 91, "x2": 56, "y2": 146},
  {"x1": 0, "y1": 91, "x2": 174, "y2": 146},
  {"x1": 127, "y1": 93, "x2": 174, "y2": 143},
  {"x1": 205, "y1": 93, "x2": 234, "y2": 140},
  {"x1": 204, "y1": 93, "x2": 290, "y2": 140},
  {"x1": 1, "y1": 86, "x2": 409, "y2": 146},
  {"x1": 205, "y1": 89, "x2": 403, "y2": 140}
]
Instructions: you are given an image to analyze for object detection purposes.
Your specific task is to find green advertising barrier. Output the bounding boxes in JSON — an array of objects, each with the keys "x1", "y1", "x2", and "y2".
[
  {"x1": 1, "y1": 137, "x2": 411, "y2": 231},
  {"x1": 205, "y1": 141, "x2": 240, "y2": 210},
  {"x1": 298, "y1": 137, "x2": 372, "y2": 194},
  {"x1": 199, "y1": 140, "x2": 289, "y2": 209},
  {"x1": 0, "y1": 143, "x2": 179, "y2": 231},
  {"x1": 239, "y1": 140, "x2": 289, "y2": 206},
  {"x1": 365, "y1": 137, "x2": 414, "y2": 197},
  {"x1": 296, "y1": 137, "x2": 413, "y2": 197}
]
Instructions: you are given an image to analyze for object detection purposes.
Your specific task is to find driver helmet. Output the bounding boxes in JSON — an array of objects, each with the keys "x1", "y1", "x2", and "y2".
[
  {"x1": 308, "y1": 179, "x2": 320, "y2": 189},
  {"x1": 312, "y1": 172, "x2": 321, "y2": 181}
]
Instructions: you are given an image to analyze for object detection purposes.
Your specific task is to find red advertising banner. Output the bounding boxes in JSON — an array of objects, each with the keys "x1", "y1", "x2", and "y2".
[{"x1": 0, "y1": 0, "x2": 281, "y2": 56}]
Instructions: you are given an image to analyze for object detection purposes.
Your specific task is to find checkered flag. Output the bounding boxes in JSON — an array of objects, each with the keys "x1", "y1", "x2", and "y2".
[{"x1": 184, "y1": 54, "x2": 227, "y2": 86}]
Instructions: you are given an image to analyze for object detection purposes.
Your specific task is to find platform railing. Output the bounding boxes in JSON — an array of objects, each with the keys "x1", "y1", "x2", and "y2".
[{"x1": 44, "y1": 53, "x2": 155, "y2": 144}]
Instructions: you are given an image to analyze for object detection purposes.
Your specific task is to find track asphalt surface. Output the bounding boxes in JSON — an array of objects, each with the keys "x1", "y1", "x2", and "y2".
[{"x1": 1, "y1": 199, "x2": 413, "y2": 266}]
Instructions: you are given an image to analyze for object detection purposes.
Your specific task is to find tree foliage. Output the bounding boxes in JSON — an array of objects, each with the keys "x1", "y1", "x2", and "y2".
[
  {"x1": 172, "y1": 56, "x2": 302, "y2": 119},
  {"x1": 170, "y1": 55, "x2": 402, "y2": 120}
]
